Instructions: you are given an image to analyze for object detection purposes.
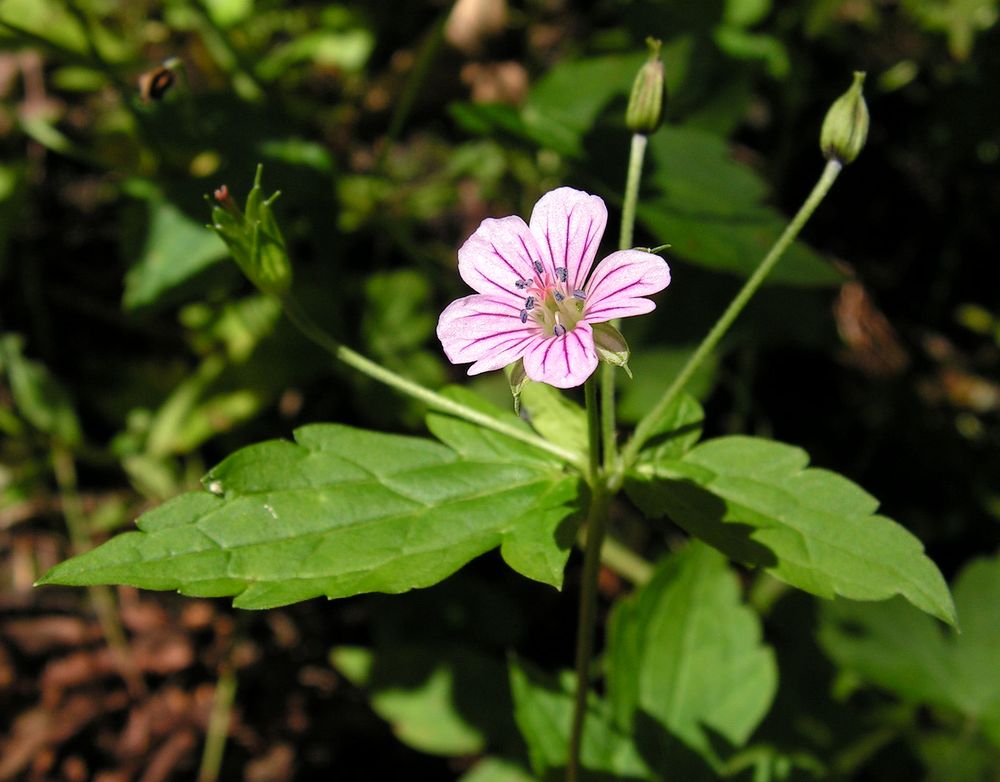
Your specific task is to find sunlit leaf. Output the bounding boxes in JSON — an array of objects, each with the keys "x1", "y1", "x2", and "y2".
[
  {"x1": 607, "y1": 543, "x2": 777, "y2": 768},
  {"x1": 124, "y1": 199, "x2": 229, "y2": 310},
  {"x1": 39, "y1": 424, "x2": 583, "y2": 606},
  {"x1": 331, "y1": 643, "x2": 513, "y2": 757},
  {"x1": 625, "y1": 436, "x2": 956, "y2": 625}
]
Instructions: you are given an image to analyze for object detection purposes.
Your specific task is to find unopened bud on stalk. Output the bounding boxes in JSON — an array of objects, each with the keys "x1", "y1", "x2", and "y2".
[
  {"x1": 626, "y1": 38, "x2": 666, "y2": 134},
  {"x1": 821, "y1": 71, "x2": 869, "y2": 164},
  {"x1": 208, "y1": 164, "x2": 292, "y2": 297}
]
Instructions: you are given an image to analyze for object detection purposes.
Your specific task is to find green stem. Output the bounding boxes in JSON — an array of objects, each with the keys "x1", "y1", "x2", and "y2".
[
  {"x1": 279, "y1": 294, "x2": 585, "y2": 470},
  {"x1": 198, "y1": 663, "x2": 237, "y2": 782},
  {"x1": 377, "y1": 11, "x2": 448, "y2": 170},
  {"x1": 584, "y1": 377, "x2": 601, "y2": 482},
  {"x1": 601, "y1": 133, "x2": 649, "y2": 473},
  {"x1": 51, "y1": 445, "x2": 146, "y2": 698},
  {"x1": 566, "y1": 486, "x2": 609, "y2": 782},
  {"x1": 616, "y1": 158, "x2": 844, "y2": 480},
  {"x1": 619, "y1": 134, "x2": 647, "y2": 251},
  {"x1": 599, "y1": 534, "x2": 653, "y2": 584}
]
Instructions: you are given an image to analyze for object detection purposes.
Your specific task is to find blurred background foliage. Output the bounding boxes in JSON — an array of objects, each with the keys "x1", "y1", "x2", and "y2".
[{"x1": 1, "y1": 0, "x2": 999, "y2": 779}]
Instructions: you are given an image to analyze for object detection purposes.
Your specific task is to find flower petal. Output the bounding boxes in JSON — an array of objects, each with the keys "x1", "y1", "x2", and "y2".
[
  {"x1": 583, "y1": 250, "x2": 670, "y2": 323},
  {"x1": 529, "y1": 187, "x2": 607, "y2": 291},
  {"x1": 458, "y1": 216, "x2": 547, "y2": 303},
  {"x1": 437, "y1": 294, "x2": 542, "y2": 375},
  {"x1": 522, "y1": 322, "x2": 598, "y2": 389}
]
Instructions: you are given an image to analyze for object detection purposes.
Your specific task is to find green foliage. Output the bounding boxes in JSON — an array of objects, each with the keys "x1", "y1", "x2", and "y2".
[
  {"x1": 641, "y1": 127, "x2": 842, "y2": 286},
  {"x1": 511, "y1": 545, "x2": 777, "y2": 780},
  {"x1": 626, "y1": 436, "x2": 956, "y2": 625},
  {"x1": 0, "y1": 334, "x2": 82, "y2": 446},
  {"x1": 331, "y1": 643, "x2": 511, "y2": 756},
  {"x1": 820, "y1": 554, "x2": 1000, "y2": 748},
  {"x1": 39, "y1": 423, "x2": 582, "y2": 606},
  {"x1": 123, "y1": 197, "x2": 229, "y2": 310},
  {"x1": 607, "y1": 543, "x2": 777, "y2": 769},
  {"x1": 510, "y1": 659, "x2": 654, "y2": 781}
]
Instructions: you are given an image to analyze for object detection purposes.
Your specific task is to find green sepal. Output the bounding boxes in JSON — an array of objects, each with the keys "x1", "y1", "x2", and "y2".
[
  {"x1": 592, "y1": 322, "x2": 632, "y2": 378},
  {"x1": 208, "y1": 164, "x2": 292, "y2": 296},
  {"x1": 507, "y1": 359, "x2": 529, "y2": 414}
]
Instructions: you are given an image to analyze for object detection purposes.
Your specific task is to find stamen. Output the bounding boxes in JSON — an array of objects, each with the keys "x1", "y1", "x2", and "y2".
[
  {"x1": 533, "y1": 260, "x2": 544, "y2": 276},
  {"x1": 572, "y1": 289, "x2": 586, "y2": 300},
  {"x1": 524, "y1": 295, "x2": 535, "y2": 310},
  {"x1": 553, "y1": 323, "x2": 566, "y2": 337},
  {"x1": 519, "y1": 309, "x2": 529, "y2": 323},
  {"x1": 515, "y1": 279, "x2": 529, "y2": 290},
  {"x1": 554, "y1": 291, "x2": 564, "y2": 302},
  {"x1": 555, "y1": 267, "x2": 567, "y2": 282}
]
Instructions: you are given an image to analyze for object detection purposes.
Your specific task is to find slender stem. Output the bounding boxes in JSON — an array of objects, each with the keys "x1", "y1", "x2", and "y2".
[
  {"x1": 600, "y1": 535, "x2": 653, "y2": 584},
  {"x1": 377, "y1": 11, "x2": 448, "y2": 170},
  {"x1": 584, "y1": 378, "x2": 601, "y2": 482},
  {"x1": 616, "y1": 158, "x2": 844, "y2": 480},
  {"x1": 566, "y1": 486, "x2": 609, "y2": 782},
  {"x1": 279, "y1": 295, "x2": 586, "y2": 470},
  {"x1": 601, "y1": 133, "x2": 649, "y2": 473},
  {"x1": 619, "y1": 134, "x2": 648, "y2": 251},
  {"x1": 51, "y1": 445, "x2": 146, "y2": 698},
  {"x1": 198, "y1": 663, "x2": 237, "y2": 782}
]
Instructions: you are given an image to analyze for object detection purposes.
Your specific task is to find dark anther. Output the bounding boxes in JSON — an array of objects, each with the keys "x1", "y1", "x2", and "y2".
[
  {"x1": 572, "y1": 289, "x2": 586, "y2": 300},
  {"x1": 554, "y1": 291, "x2": 565, "y2": 302},
  {"x1": 556, "y1": 267, "x2": 567, "y2": 282},
  {"x1": 525, "y1": 296, "x2": 535, "y2": 310},
  {"x1": 519, "y1": 309, "x2": 529, "y2": 323},
  {"x1": 533, "y1": 260, "x2": 544, "y2": 275}
]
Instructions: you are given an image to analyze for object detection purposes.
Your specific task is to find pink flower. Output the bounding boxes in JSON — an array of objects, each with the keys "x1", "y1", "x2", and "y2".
[{"x1": 437, "y1": 187, "x2": 670, "y2": 388}]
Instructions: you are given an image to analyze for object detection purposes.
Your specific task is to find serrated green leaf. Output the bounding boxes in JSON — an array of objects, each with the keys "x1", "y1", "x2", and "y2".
[
  {"x1": 427, "y1": 386, "x2": 563, "y2": 469},
  {"x1": 331, "y1": 643, "x2": 513, "y2": 757},
  {"x1": 625, "y1": 436, "x2": 956, "y2": 626},
  {"x1": 519, "y1": 383, "x2": 588, "y2": 454},
  {"x1": 123, "y1": 199, "x2": 229, "y2": 309},
  {"x1": 636, "y1": 392, "x2": 705, "y2": 463},
  {"x1": 39, "y1": 424, "x2": 582, "y2": 606},
  {"x1": 607, "y1": 543, "x2": 777, "y2": 769},
  {"x1": 509, "y1": 658, "x2": 653, "y2": 781},
  {"x1": 820, "y1": 554, "x2": 1000, "y2": 747}
]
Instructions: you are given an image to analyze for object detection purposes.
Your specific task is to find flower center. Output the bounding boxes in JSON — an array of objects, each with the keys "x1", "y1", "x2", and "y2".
[{"x1": 515, "y1": 265, "x2": 587, "y2": 337}]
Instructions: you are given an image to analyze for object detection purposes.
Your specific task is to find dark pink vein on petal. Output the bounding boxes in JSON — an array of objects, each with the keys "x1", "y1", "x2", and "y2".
[
  {"x1": 517, "y1": 235, "x2": 543, "y2": 282},
  {"x1": 586, "y1": 279, "x2": 647, "y2": 309}
]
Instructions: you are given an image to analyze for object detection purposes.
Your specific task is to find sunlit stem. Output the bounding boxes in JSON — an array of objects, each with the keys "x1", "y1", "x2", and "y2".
[
  {"x1": 279, "y1": 294, "x2": 587, "y2": 471},
  {"x1": 601, "y1": 133, "x2": 649, "y2": 474},
  {"x1": 615, "y1": 158, "x2": 844, "y2": 485}
]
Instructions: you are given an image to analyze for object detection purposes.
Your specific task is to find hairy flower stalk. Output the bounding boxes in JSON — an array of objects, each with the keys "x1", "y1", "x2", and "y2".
[{"x1": 437, "y1": 187, "x2": 670, "y2": 388}]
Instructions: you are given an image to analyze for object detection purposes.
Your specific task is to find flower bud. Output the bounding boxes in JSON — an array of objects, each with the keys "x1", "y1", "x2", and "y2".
[
  {"x1": 626, "y1": 38, "x2": 666, "y2": 135},
  {"x1": 209, "y1": 164, "x2": 292, "y2": 296},
  {"x1": 592, "y1": 322, "x2": 632, "y2": 378},
  {"x1": 820, "y1": 71, "x2": 869, "y2": 164},
  {"x1": 508, "y1": 359, "x2": 528, "y2": 413}
]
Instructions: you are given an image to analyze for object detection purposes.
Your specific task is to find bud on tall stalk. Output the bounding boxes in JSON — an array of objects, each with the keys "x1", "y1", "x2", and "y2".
[
  {"x1": 821, "y1": 71, "x2": 869, "y2": 164},
  {"x1": 626, "y1": 37, "x2": 666, "y2": 134}
]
